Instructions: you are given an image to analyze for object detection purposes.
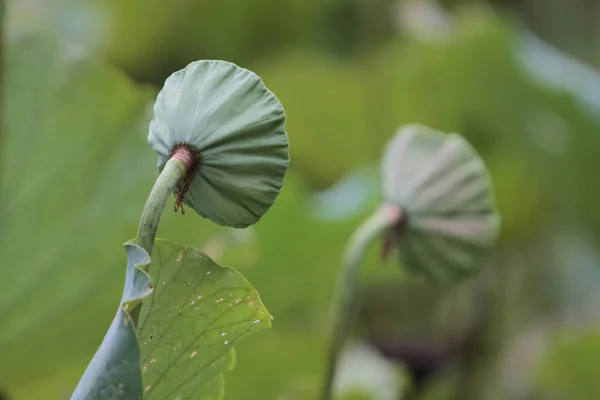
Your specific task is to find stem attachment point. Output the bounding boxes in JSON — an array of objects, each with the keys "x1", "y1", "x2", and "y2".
[{"x1": 169, "y1": 143, "x2": 201, "y2": 215}]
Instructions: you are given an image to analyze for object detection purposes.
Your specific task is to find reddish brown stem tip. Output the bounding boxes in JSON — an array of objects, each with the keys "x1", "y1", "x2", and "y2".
[
  {"x1": 169, "y1": 143, "x2": 201, "y2": 215},
  {"x1": 380, "y1": 204, "x2": 405, "y2": 262}
]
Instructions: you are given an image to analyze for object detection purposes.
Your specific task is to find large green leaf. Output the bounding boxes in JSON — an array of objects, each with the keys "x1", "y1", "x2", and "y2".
[
  {"x1": 0, "y1": 35, "x2": 156, "y2": 398},
  {"x1": 137, "y1": 239, "x2": 271, "y2": 399}
]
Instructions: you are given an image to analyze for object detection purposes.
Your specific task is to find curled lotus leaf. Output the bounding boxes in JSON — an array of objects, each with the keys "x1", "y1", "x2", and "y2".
[
  {"x1": 382, "y1": 124, "x2": 500, "y2": 282},
  {"x1": 148, "y1": 60, "x2": 290, "y2": 228}
]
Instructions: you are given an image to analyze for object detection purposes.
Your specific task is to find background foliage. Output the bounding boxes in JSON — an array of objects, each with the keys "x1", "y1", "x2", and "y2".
[{"x1": 4, "y1": 0, "x2": 600, "y2": 399}]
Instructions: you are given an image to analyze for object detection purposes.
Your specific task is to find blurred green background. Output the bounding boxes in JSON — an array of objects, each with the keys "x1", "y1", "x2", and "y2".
[{"x1": 4, "y1": 0, "x2": 600, "y2": 399}]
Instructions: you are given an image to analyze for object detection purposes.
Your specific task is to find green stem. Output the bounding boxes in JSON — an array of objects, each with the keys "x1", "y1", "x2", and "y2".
[
  {"x1": 136, "y1": 158, "x2": 187, "y2": 255},
  {"x1": 129, "y1": 158, "x2": 187, "y2": 327},
  {"x1": 320, "y1": 204, "x2": 403, "y2": 400}
]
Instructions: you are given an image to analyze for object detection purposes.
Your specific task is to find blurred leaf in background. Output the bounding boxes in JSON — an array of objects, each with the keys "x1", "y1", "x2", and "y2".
[
  {"x1": 0, "y1": 34, "x2": 155, "y2": 399},
  {"x1": 537, "y1": 327, "x2": 600, "y2": 400}
]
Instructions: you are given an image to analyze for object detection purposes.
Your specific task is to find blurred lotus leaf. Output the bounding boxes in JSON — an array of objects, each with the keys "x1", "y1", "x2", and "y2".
[
  {"x1": 381, "y1": 124, "x2": 500, "y2": 283},
  {"x1": 256, "y1": 50, "x2": 373, "y2": 189},
  {"x1": 96, "y1": 0, "x2": 315, "y2": 82},
  {"x1": 0, "y1": 35, "x2": 160, "y2": 399}
]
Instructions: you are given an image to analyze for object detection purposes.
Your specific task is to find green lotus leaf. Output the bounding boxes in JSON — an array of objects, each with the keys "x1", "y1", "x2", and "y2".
[
  {"x1": 71, "y1": 244, "x2": 152, "y2": 400},
  {"x1": 382, "y1": 124, "x2": 500, "y2": 283},
  {"x1": 0, "y1": 34, "x2": 157, "y2": 399},
  {"x1": 137, "y1": 239, "x2": 272, "y2": 399},
  {"x1": 148, "y1": 60, "x2": 290, "y2": 228}
]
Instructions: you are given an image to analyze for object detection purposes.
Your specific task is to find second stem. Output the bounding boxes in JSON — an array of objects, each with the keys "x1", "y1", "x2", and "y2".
[{"x1": 320, "y1": 204, "x2": 403, "y2": 400}]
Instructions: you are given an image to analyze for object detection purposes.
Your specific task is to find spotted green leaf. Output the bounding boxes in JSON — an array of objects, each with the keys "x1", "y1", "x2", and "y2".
[
  {"x1": 136, "y1": 239, "x2": 272, "y2": 399},
  {"x1": 382, "y1": 124, "x2": 500, "y2": 282},
  {"x1": 71, "y1": 244, "x2": 152, "y2": 400}
]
